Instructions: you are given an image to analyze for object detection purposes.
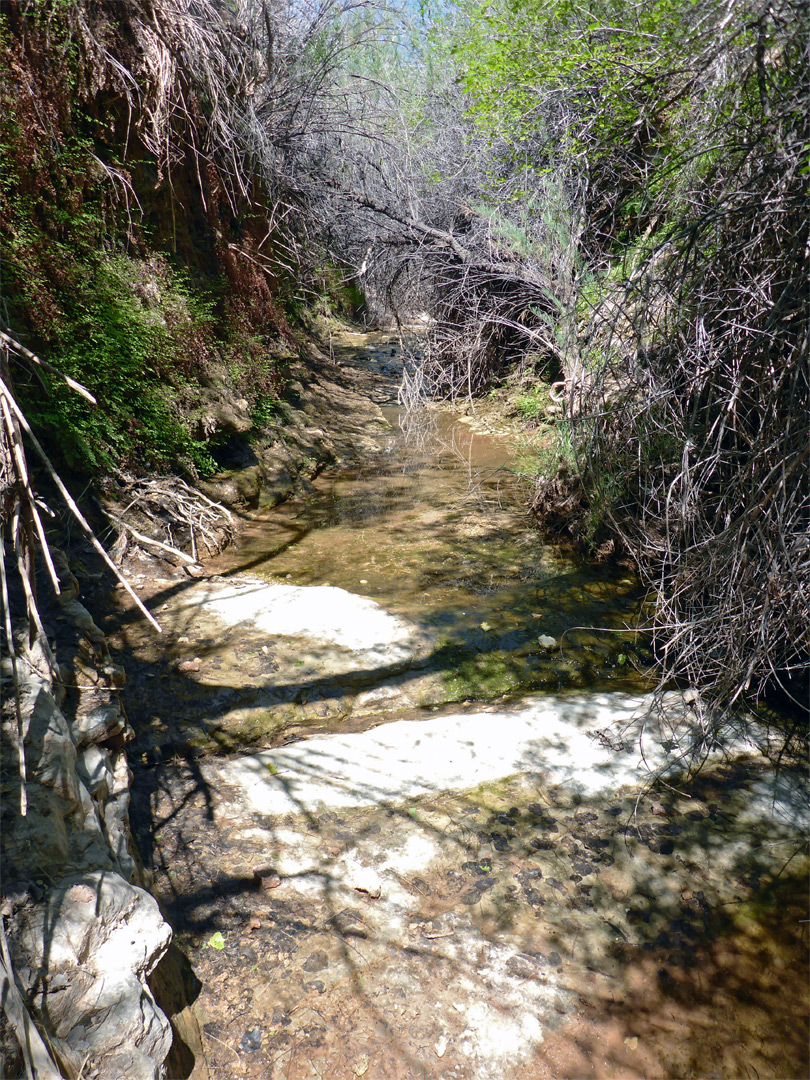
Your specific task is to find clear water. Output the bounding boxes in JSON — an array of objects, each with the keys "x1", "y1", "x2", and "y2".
[{"x1": 214, "y1": 398, "x2": 653, "y2": 702}]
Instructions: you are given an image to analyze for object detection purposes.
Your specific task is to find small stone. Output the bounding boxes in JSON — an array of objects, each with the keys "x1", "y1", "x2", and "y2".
[
  {"x1": 473, "y1": 876, "x2": 496, "y2": 893},
  {"x1": 303, "y1": 951, "x2": 328, "y2": 972},
  {"x1": 460, "y1": 860, "x2": 491, "y2": 875},
  {"x1": 505, "y1": 954, "x2": 537, "y2": 980},
  {"x1": 254, "y1": 867, "x2": 282, "y2": 890},
  {"x1": 572, "y1": 858, "x2": 596, "y2": 876},
  {"x1": 537, "y1": 635, "x2": 557, "y2": 649},
  {"x1": 352, "y1": 869, "x2": 382, "y2": 899},
  {"x1": 177, "y1": 658, "x2": 201, "y2": 672},
  {"x1": 240, "y1": 1028, "x2": 262, "y2": 1053},
  {"x1": 69, "y1": 883, "x2": 95, "y2": 904}
]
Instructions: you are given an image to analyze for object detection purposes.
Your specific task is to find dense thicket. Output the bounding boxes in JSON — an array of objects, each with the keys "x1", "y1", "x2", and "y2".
[{"x1": 419, "y1": 0, "x2": 810, "y2": 721}]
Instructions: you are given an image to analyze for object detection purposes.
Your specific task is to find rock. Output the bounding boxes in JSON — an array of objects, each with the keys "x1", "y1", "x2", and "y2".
[
  {"x1": 537, "y1": 635, "x2": 558, "y2": 649},
  {"x1": 149, "y1": 944, "x2": 211, "y2": 1080},
  {"x1": 505, "y1": 954, "x2": 539, "y2": 980},
  {"x1": 346, "y1": 864, "x2": 383, "y2": 899},
  {"x1": 302, "y1": 951, "x2": 329, "y2": 972},
  {"x1": 1, "y1": 576, "x2": 178, "y2": 1080},
  {"x1": 253, "y1": 866, "x2": 282, "y2": 890},
  {"x1": 57, "y1": 598, "x2": 106, "y2": 649},
  {"x1": 9, "y1": 873, "x2": 172, "y2": 1080},
  {"x1": 240, "y1": 1028, "x2": 263, "y2": 1053},
  {"x1": 72, "y1": 702, "x2": 127, "y2": 747},
  {"x1": 76, "y1": 744, "x2": 113, "y2": 800}
]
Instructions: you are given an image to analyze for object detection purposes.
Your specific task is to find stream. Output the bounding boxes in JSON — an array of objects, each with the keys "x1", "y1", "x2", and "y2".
[{"x1": 120, "y1": 333, "x2": 808, "y2": 1080}]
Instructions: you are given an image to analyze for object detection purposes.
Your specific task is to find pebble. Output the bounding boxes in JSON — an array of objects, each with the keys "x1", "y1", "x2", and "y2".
[
  {"x1": 239, "y1": 1028, "x2": 262, "y2": 1053},
  {"x1": 303, "y1": 951, "x2": 329, "y2": 972},
  {"x1": 253, "y1": 867, "x2": 282, "y2": 890}
]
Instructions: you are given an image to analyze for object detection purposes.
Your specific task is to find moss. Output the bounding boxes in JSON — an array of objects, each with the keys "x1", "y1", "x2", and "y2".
[
  {"x1": 186, "y1": 710, "x2": 290, "y2": 754},
  {"x1": 15, "y1": 251, "x2": 220, "y2": 474}
]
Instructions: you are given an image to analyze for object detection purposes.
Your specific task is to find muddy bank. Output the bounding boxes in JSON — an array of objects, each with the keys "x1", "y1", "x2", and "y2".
[{"x1": 198, "y1": 330, "x2": 416, "y2": 513}]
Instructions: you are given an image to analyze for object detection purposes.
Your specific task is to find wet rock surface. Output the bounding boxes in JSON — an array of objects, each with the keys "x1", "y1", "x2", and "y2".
[
  {"x1": 110, "y1": 332, "x2": 807, "y2": 1079},
  {"x1": 140, "y1": 751, "x2": 808, "y2": 1080},
  {"x1": 198, "y1": 331, "x2": 404, "y2": 512}
]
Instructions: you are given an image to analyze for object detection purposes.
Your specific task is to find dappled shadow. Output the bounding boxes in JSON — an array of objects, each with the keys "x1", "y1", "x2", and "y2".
[
  {"x1": 137, "y1": 726, "x2": 809, "y2": 1080},
  {"x1": 112, "y1": 348, "x2": 807, "y2": 1076}
]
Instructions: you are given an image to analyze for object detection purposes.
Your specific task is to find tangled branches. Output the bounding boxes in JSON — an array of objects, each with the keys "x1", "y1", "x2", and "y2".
[
  {"x1": 0, "y1": 335, "x2": 163, "y2": 825},
  {"x1": 569, "y1": 0, "x2": 810, "y2": 718},
  {"x1": 100, "y1": 474, "x2": 234, "y2": 567}
]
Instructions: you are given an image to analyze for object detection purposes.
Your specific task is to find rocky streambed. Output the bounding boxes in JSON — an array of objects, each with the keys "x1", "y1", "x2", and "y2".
[{"x1": 109, "y1": 333, "x2": 808, "y2": 1078}]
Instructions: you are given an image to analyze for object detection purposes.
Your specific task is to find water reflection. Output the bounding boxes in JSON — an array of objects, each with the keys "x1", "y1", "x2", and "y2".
[{"x1": 215, "y1": 401, "x2": 653, "y2": 698}]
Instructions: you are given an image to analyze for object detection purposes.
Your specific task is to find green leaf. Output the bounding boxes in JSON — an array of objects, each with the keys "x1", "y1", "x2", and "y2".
[{"x1": 207, "y1": 932, "x2": 226, "y2": 950}]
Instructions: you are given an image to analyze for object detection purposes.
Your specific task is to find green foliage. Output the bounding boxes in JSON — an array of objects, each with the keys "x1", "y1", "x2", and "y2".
[
  {"x1": 23, "y1": 253, "x2": 218, "y2": 475},
  {"x1": 514, "y1": 385, "x2": 545, "y2": 421},
  {"x1": 250, "y1": 395, "x2": 281, "y2": 430},
  {"x1": 440, "y1": 0, "x2": 789, "y2": 256}
]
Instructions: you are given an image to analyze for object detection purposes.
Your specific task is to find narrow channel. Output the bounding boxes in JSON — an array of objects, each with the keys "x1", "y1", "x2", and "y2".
[
  {"x1": 125, "y1": 335, "x2": 808, "y2": 1080},
  {"x1": 206, "y1": 334, "x2": 653, "y2": 724}
]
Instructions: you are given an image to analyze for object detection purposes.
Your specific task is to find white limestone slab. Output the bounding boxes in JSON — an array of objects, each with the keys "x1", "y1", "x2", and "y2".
[
  {"x1": 204, "y1": 691, "x2": 802, "y2": 823},
  {"x1": 173, "y1": 575, "x2": 425, "y2": 668}
]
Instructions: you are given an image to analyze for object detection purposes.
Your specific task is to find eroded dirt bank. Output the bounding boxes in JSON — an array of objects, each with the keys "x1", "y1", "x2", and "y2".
[{"x1": 111, "y1": 333, "x2": 808, "y2": 1080}]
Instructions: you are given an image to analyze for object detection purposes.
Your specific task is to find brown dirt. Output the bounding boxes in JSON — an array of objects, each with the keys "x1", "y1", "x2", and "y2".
[{"x1": 134, "y1": 759, "x2": 808, "y2": 1080}]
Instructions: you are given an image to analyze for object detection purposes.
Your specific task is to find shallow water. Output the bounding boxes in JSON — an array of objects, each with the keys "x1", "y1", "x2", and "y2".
[
  {"x1": 126, "y1": 336, "x2": 808, "y2": 1080},
  {"x1": 214, "y1": 394, "x2": 653, "y2": 704}
]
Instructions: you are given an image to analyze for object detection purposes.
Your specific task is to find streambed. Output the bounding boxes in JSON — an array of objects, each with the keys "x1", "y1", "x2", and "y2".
[
  {"x1": 120, "y1": 333, "x2": 653, "y2": 760},
  {"x1": 119, "y1": 333, "x2": 808, "y2": 1080}
]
